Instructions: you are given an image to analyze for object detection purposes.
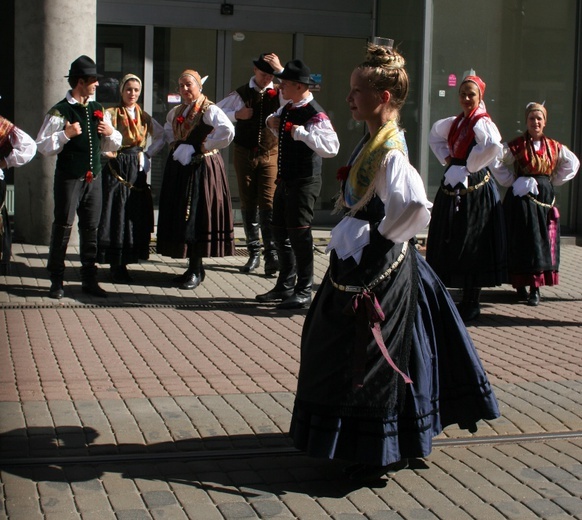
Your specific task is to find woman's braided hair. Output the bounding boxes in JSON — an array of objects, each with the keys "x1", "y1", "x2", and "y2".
[{"x1": 358, "y1": 43, "x2": 409, "y2": 111}]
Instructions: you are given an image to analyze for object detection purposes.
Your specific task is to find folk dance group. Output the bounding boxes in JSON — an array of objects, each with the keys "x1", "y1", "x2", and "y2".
[{"x1": 1, "y1": 44, "x2": 578, "y2": 482}]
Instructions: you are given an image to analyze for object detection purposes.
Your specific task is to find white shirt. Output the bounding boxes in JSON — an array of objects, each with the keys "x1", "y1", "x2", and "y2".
[
  {"x1": 216, "y1": 77, "x2": 285, "y2": 123},
  {"x1": 163, "y1": 103, "x2": 234, "y2": 152},
  {"x1": 490, "y1": 140, "x2": 580, "y2": 187},
  {"x1": 327, "y1": 150, "x2": 432, "y2": 264},
  {"x1": 266, "y1": 93, "x2": 340, "y2": 158},
  {"x1": 0, "y1": 126, "x2": 37, "y2": 180},
  {"x1": 429, "y1": 115, "x2": 503, "y2": 173},
  {"x1": 36, "y1": 91, "x2": 122, "y2": 156}
]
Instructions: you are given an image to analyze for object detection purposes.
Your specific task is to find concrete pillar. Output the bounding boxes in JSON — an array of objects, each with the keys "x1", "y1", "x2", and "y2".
[{"x1": 14, "y1": 0, "x2": 97, "y2": 245}]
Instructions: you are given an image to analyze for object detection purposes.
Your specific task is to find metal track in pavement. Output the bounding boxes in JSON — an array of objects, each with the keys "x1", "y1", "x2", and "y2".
[
  {"x1": 2, "y1": 430, "x2": 581, "y2": 467},
  {"x1": 0, "y1": 301, "x2": 263, "y2": 310}
]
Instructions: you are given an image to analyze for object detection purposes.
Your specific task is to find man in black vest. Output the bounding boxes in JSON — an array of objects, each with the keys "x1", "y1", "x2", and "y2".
[
  {"x1": 217, "y1": 53, "x2": 284, "y2": 277},
  {"x1": 36, "y1": 55, "x2": 122, "y2": 299},
  {"x1": 256, "y1": 59, "x2": 339, "y2": 309}
]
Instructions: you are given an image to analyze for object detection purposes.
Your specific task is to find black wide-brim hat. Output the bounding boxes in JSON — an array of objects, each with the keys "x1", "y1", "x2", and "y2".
[
  {"x1": 253, "y1": 53, "x2": 275, "y2": 75},
  {"x1": 65, "y1": 55, "x2": 103, "y2": 78},
  {"x1": 274, "y1": 59, "x2": 316, "y2": 85}
]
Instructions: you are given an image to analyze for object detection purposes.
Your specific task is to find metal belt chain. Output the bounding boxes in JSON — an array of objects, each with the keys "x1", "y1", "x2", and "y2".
[{"x1": 330, "y1": 241, "x2": 409, "y2": 293}]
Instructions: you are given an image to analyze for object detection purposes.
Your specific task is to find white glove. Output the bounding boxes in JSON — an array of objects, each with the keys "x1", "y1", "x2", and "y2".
[
  {"x1": 512, "y1": 176, "x2": 539, "y2": 197},
  {"x1": 141, "y1": 153, "x2": 151, "y2": 173},
  {"x1": 443, "y1": 165, "x2": 469, "y2": 188},
  {"x1": 173, "y1": 144, "x2": 195, "y2": 166}
]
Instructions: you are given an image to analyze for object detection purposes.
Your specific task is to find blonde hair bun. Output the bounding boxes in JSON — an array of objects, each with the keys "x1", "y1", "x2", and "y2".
[{"x1": 365, "y1": 43, "x2": 406, "y2": 70}]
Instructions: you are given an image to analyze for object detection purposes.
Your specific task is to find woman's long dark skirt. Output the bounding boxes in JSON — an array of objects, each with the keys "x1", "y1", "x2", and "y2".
[
  {"x1": 0, "y1": 179, "x2": 11, "y2": 274},
  {"x1": 426, "y1": 168, "x2": 507, "y2": 288},
  {"x1": 156, "y1": 154, "x2": 235, "y2": 259},
  {"x1": 289, "y1": 239, "x2": 500, "y2": 466},
  {"x1": 503, "y1": 175, "x2": 559, "y2": 287},
  {"x1": 98, "y1": 152, "x2": 153, "y2": 265}
]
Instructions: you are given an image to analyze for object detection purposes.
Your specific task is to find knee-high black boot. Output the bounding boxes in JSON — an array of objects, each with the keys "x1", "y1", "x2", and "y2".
[
  {"x1": 80, "y1": 227, "x2": 107, "y2": 298},
  {"x1": 255, "y1": 226, "x2": 295, "y2": 302},
  {"x1": 259, "y1": 209, "x2": 278, "y2": 277},
  {"x1": 181, "y1": 255, "x2": 203, "y2": 290},
  {"x1": 458, "y1": 286, "x2": 481, "y2": 321},
  {"x1": 240, "y1": 208, "x2": 261, "y2": 273},
  {"x1": 277, "y1": 227, "x2": 313, "y2": 309},
  {"x1": 47, "y1": 223, "x2": 72, "y2": 299}
]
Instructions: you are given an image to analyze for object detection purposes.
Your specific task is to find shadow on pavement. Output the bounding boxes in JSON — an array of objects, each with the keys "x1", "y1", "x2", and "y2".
[{"x1": 0, "y1": 426, "x2": 427, "y2": 497}]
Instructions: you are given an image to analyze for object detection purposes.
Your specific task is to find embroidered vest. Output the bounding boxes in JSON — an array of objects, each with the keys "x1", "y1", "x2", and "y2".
[
  {"x1": 508, "y1": 134, "x2": 562, "y2": 177},
  {"x1": 277, "y1": 100, "x2": 325, "y2": 181},
  {"x1": 50, "y1": 98, "x2": 104, "y2": 178},
  {"x1": 233, "y1": 85, "x2": 279, "y2": 151},
  {"x1": 180, "y1": 119, "x2": 214, "y2": 150}
]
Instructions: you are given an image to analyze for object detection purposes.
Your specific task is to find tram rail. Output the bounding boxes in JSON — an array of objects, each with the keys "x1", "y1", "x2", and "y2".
[{"x1": 2, "y1": 430, "x2": 580, "y2": 467}]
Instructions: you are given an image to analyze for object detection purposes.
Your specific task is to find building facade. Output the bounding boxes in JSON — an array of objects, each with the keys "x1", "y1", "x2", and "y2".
[{"x1": 5, "y1": 0, "x2": 582, "y2": 243}]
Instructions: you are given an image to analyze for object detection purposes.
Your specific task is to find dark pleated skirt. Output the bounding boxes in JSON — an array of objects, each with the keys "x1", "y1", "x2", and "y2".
[
  {"x1": 97, "y1": 152, "x2": 153, "y2": 266},
  {"x1": 0, "y1": 179, "x2": 11, "y2": 274},
  {"x1": 426, "y1": 168, "x2": 507, "y2": 288},
  {"x1": 289, "y1": 238, "x2": 500, "y2": 466},
  {"x1": 156, "y1": 154, "x2": 235, "y2": 259},
  {"x1": 503, "y1": 175, "x2": 559, "y2": 287}
]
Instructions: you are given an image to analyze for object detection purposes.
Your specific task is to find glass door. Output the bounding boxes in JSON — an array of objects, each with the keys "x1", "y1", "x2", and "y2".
[
  {"x1": 97, "y1": 25, "x2": 368, "y2": 223},
  {"x1": 150, "y1": 27, "x2": 218, "y2": 200}
]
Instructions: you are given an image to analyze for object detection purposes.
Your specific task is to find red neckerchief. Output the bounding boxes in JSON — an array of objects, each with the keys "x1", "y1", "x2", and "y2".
[
  {"x1": 447, "y1": 107, "x2": 489, "y2": 160},
  {"x1": 508, "y1": 133, "x2": 562, "y2": 177}
]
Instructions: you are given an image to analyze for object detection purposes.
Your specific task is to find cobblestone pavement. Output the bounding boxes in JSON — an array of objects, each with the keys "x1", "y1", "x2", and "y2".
[{"x1": 1, "y1": 232, "x2": 581, "y2": 519}]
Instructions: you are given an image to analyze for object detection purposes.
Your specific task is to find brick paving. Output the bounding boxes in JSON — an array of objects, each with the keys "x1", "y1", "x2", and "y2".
[{"x1": 1, "y1": 232, "x2": 581, "y2": 519}]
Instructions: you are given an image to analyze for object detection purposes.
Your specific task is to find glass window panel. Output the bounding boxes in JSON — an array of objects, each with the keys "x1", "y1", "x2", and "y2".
[
  {"x1": 149, "y1": 27, "x2": 218, "y2": 200},
  {"x1": 376, "y1": 0, "x2": 425, "y2": 169},
  {"x1": 303, "y1": 36, "x2": 368, "y2": 213},
  {"x1": 229, "y1": 32, "x2": 293, "y2": 91},
  {"x1": 430, "y1": 0, "x2": 577, "y2": 228},
  {"x1": 97, "y1": 25, "x2": 145, "y2": 109}
]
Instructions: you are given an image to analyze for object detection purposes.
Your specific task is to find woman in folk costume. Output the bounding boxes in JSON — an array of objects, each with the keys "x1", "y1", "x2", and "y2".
[
  {"x1": 157, "y1": 69, "x2": 235, "y2": 289},
  {"x1": 490, "y1": 102, "x2": 579, "y2": 306},
  {"x1": 426, "y1": 74, "x2": 506, "y2": 321},
  {"x1": 98, "y1": 74, "x2": 165, "y2": 283},
  {"x1": 0, "y1": 116, "x2": 36, "y2": 274},
  {"x1": 289, "y1": 42, "x2": 500, "y2": 483}
]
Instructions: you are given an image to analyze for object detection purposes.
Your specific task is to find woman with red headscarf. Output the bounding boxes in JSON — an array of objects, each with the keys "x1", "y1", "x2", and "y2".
[
  {"x1": 426, "y1": 74, "x2": 506, "y2": 321},
  {"x1": 490, "y1": 102, "x2": 579, "y2": 306}
]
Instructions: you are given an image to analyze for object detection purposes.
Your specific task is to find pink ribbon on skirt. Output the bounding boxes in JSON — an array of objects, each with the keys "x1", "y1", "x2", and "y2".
[{"x1": 350, "y1": 291, "x2": 413, "y2": 388}]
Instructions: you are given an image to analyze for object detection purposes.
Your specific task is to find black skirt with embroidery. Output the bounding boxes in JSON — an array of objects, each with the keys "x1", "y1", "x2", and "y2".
[
  {"x1": 98, "y1": 148, "x2": 153, "y2": 266},
  {"x1": 290, "y1": 215, "x2": 500, "y2": 466},
  {"x1": 426, "y1": 167, "x2": 507, "y2": 288},
  {"x1": 503, "y1": 174, "x2": 560, "y2": 286},
  {"x1": 156, "y1": 153, "x2": 235, "y2": 259}
]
